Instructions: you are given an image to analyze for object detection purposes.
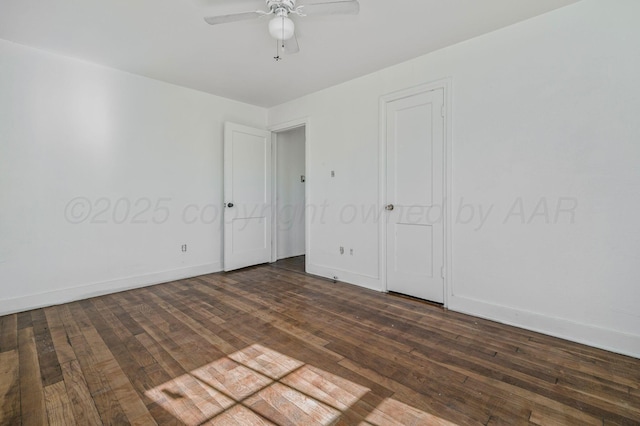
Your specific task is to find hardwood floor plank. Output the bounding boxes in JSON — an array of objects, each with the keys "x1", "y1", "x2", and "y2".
[
  {"x1": 442, "y1": 363, "x2": 602, "y2": 425},
  {"x1": 18, "y1": 327, "x2": 47, "y2": 426},
  {"x1": 60, "y1": 312, "x2": 130, "y2": 425},
  {"x1": 59, "y1": 360, "x2": 102, "y2": 425},
  {"x1": 329, "y1": 336, "x2": 497, "y2": 423},
  {"x1": 84, "y1": 298, "x2": 158, "y2": 374},
  {"x1": 556, "y1": 372, "x2": 640, "y2": 411},
  {"x1": 145, "y1": 285, "x2": 240, "y2": 355},
  {"x1": 31, "y1": 309, "x2": 63, "y2": 387},
  {"x1": 363, "y1": 396, "x2": 460, "y2": 426},
  {"x1": 2, "y1": 264, "x2": 639, "y2": 425},
  {"x1": 189, "y1": 278, "x2": 339, "y2": 359},
  {"x1": 337, "y1": 358, "x2": 480, "y2": 426},
  {"x1": 251, "y1": 381, "x2": 340, "y2": 425},
  {"x1": 222, "y1": 315, "x2": 396, "y2": 400},
  {"x1": 280, "y1": 365, "x2": 366, "y2": 411},
  {"x1": 121, "y1": 298, "x2": 210, "y2": 373},
  {"x1": 43, "y1": 307, "x2": 77, "y2": 365},
  {"x1": 0, "y1": 314, "x2": 17, "y2": 353},
  {"x1": 0, "y1": 349, "x2": 21, "y2": 425},
  {"x1": 90, "y1": 298, "x2": 139, "y2": 342},
  {"x1": 55, "y1": 305, "x2": 83, "y2": 340},
  {"x1": 515, "y1": 343, "x2": 640, "y2": 390},
  {"x1": 402, "y1": 336, "x2": 636, "y2": 421},
  {"x1": 96, "y1": 358, "x2": 157, "y2": 425},
  {"x1": 528, "y1": 404, "x2": 599, "y2": 426},
  {"x1": 145, "y1": 401, "x2": 185, "y2": 426},
  {"x1": 112, "y1": 291, "x2": 231, "y2": 369},
  {"x1": 43, "y1": 381, "x2": 76, "y2": 426},
  {"x1": 97, "y1": 297, "x2": 146, "y2": 337},
  {"x1": 135, "y1": 332, "x2": 187, "y2": 381},
  {"x1": 67, "y1": 302, "x2": 156, "y2": 425},
  {"x1": 17, "y1": 311, "x2": 33, "y2": 330},
  {"x1": 205, "y1": 404, "x2": 276, "y2": 425},
  {"x1": 271, "y1": 255, "x2": 305, "y2": 275},
  {"x1": 262, "y1": 272, "x2": 636, "y2": 422}
]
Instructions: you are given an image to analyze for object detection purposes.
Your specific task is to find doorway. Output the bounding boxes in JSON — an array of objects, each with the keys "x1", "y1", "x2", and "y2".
[{"x1": 273, "y1": 126, "x2": 306, "y2": 268}]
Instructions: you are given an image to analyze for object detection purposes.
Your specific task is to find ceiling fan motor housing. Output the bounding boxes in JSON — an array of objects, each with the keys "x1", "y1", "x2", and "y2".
[{"x1": 267, "y1": 0, "x2": 296, "y2": 14}]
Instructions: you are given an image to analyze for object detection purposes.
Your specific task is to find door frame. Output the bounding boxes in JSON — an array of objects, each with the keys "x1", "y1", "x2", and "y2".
[
  {"x1": 379, "y1": 79, "x2": 452, "y2": 307},
  {"x1": 269, "y1": 117, "x2": 310, "y2": 266}
]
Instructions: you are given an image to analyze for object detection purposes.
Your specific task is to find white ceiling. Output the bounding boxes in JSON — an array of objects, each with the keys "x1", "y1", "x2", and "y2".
[{"x1": 0, "y1": 0, "x2": 579, "y2": 107}]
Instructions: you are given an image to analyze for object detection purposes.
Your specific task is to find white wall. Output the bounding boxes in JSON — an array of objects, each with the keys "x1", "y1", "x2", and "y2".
[
  {"x1": 276, "y1": 127, "x2": 306, "y2": 260},
  {"x1": 0, "y1": 39, "x2": 266, "y2": 314},
  {"x1": 268, "y1": 0, "x2": 640, "y2": 357}
]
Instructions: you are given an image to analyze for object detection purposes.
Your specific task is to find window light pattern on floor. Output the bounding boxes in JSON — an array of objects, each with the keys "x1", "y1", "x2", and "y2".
[{"x1": 145, "y1": 343, "x2": 455, "y2": 425}]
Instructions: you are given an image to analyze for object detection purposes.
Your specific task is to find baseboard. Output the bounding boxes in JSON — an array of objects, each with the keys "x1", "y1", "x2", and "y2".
[
  {"x1": 0, "y1": 262, "x2": 222, "y2": 316},
  {"x1": 306, "y1": 263, "x2": 383, "y2": 292},
  {"x1": 277, "y1": 252, "x2": 305, "y2": 261},
  {"x1": 448, "y1": 294, "x2": 640, "y2": 359}
]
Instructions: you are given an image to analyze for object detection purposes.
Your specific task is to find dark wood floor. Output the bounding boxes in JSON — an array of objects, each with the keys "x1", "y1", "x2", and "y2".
[
  {"x1": 1, "y1": 264, "x2": 639, "y2": 425},
  {"x1": 272, "y1": 256, "x2": 306, "y2": 275}
]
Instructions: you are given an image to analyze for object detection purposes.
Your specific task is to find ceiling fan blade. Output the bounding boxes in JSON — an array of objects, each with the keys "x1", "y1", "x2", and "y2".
[
  {"x1": 298, "y1": 0, "x2": 360, "y2": 16},
  {"x1": 204, "y1": 11, "x2": 263, "y2": 25},
  {"x1": 283, "y1": 34, "x2": 300, "y2": 54}
]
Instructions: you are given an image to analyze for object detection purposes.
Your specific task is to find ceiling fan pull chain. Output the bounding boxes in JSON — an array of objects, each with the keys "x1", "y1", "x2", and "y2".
[{"x1": 274, "y1": 39, "x2": 282, "y2": 61}]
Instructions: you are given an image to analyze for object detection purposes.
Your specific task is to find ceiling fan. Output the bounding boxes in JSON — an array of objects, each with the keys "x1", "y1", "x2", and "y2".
[{"x1": 204, "y1": 0, "x2": 360, "y2": 59}]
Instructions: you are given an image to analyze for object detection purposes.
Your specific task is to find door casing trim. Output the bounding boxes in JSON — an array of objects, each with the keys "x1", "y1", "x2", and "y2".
[
  {"x1": 269, "y1": 118, "x2": 310, "y2": 267},
  {"x1": 378, "y1": 79, "x2": 452, "y2": 307}
]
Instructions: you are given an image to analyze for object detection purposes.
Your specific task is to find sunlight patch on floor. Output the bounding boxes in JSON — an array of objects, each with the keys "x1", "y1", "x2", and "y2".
[
  {"x1": 365, "y1": 398, "x2": 458, "y2": 426},
  {"x1": 145, "y1": 372, "x2": 234, "y2": 424},
  {"x1": 145, "y1": 343, "x2": 454, "y2": 425}
]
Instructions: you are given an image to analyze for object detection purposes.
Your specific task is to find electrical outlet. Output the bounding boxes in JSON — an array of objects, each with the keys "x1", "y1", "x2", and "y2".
[
  {"x1": 331, "y1": 170, "x2": 335, "y2": 177},
  {"x1": 181, "y1": 244, "x2": 187, "y2": 253},
  {"x1": 339, "y1": 246, "x2": 344, "y2": 255}
]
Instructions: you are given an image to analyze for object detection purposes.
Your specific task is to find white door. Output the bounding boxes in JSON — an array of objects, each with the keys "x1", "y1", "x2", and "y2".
[
  {"x1": 385, "y1": 88, "x2": 445, "y2": 303},
  {"x1": 224, "y1": 122, "x2": 272, "y2": 271}
]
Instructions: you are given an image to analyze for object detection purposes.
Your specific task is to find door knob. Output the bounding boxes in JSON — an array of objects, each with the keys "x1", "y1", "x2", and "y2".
[
  {"x1": 226, "y1": 202, "x2": 234, "y2": 208},
  {"x1": 385, "y1": 204, "x2": 394, "y2": 211}
]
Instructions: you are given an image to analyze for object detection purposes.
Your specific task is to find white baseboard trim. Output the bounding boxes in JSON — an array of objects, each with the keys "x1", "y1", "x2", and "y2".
[
  {"x1": 0, "y1": 262, "x2": 222, "y2": 316},
  {"x1": 306, "y1": 263, "x2": 383, "y2": 292},
  {"x1": 448, "y1": 294, "x2": 640, "y2": 359},
  {"x1": 277, "y1": 251, "x2": 305, "y2": 261}
]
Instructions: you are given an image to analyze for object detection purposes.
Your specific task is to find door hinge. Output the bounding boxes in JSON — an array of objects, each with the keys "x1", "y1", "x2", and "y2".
[
  {"x1": 441, "y1": 265, "x2": 445, "y2": 278},
  {"x1": 441, "y1": 105, "x2": 446, "y2": 118}
]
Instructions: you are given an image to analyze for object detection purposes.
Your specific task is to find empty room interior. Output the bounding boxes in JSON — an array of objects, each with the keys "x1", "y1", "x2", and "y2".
[{"x1": 1, "y1": 0, "x2": 639, "y2": 424}]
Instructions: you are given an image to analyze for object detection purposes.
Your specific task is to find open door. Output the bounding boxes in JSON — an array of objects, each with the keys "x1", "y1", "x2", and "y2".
[{"x1": 224, "y1": 122, "x2": 272, "y2": 271}]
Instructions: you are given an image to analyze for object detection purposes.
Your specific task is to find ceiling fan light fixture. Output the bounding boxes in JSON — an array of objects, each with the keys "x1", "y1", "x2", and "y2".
[{"x1": 269, "y1": 15, "x2": 295, "y2": 40}]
